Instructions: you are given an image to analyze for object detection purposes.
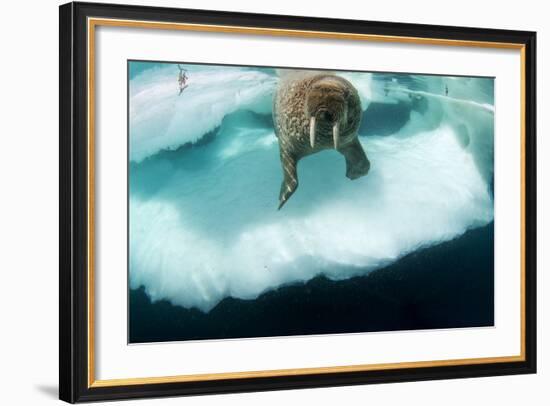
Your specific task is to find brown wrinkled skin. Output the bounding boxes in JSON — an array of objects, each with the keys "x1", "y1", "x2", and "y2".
[{"x1": 273, "y1": 72, "x2": 370, "y2": 209}]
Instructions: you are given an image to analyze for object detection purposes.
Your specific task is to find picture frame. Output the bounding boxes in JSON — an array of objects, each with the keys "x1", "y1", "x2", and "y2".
[{"x1": 59, "y1": 1, "x2": 537, "y2": 403}]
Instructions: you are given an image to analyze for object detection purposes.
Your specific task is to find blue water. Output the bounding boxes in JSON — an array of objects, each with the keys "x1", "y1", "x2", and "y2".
[{"x1": 129, "y1": 61, "x2": 494, "y2": 314}]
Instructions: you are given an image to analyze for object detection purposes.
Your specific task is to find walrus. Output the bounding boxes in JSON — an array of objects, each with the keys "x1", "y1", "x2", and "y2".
[{"x1": 273, "y1": 71, "x2": 370, "y2": 209}]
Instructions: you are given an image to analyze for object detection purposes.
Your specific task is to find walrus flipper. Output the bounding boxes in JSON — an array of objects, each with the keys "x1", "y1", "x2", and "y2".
[
  {"x1": 278, "y1": 152, "x2": 298, "y2": 210},
  {"x1": 339, "y1": 137, "x2": 370, "y2": 180}
]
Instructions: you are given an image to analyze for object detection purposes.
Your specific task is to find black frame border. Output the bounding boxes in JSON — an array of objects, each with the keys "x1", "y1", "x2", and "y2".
[{"x1": 59, "y1": 1, "x2": 536, "y2": 403}]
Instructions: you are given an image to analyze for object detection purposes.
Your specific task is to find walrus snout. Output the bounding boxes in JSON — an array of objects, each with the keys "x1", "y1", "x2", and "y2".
[
  {"x1": 309, "y1": 101, "x2": 344, "y2": 122},
  {"x1": 309, "y1": 114, "x2": 342, "y2": 149},
  {"x1": 309, "y1": 104, "x2": 346, "y2": 149},
  {"x1": 322, "y1": 111, "x2": 333, "y2": 121},
  {"x1": 316, "y1": 109, "x2": 336, "y2": 123}
]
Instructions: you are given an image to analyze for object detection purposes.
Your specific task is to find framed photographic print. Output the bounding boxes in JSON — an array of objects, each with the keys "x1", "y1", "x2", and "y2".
[{"x1": 59, "y1": 1, "x2": 537, "y2": 403}]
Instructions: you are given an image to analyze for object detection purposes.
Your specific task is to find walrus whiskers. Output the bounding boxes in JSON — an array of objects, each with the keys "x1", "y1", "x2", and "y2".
[
  {"x1": 333, "y1": 123, "x2": 340, "y2": 149},
  {"x1": 309, "y1": 116, "x2": 316, "y2": 148}
]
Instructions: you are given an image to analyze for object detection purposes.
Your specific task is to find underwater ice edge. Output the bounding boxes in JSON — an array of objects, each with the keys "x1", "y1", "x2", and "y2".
[{"x1": 128, "y1": 62, "x2": 494, "y2": 312}]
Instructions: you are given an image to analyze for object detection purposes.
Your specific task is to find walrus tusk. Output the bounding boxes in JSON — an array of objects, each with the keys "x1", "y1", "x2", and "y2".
[
  {"x1": 333, "y1": 123, "x2": 340, "y2": 149},
  {"x1": 309, "y1": 116, "x2": 316, "y2": 148}
]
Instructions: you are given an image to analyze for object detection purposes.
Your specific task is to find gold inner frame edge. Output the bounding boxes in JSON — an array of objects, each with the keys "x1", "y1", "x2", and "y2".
[{"x1": 86, "y1": 17, "x2": 527, "y2": 388}]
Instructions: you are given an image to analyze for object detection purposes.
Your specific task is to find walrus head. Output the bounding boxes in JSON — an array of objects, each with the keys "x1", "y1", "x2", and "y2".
[{"x1": 305, "y1": 75, "x2": 360, "y2": 150}]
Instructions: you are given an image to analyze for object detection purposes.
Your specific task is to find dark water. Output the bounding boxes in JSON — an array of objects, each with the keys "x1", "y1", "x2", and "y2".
[{"x1": 129, "y1": 222, "x2": 493, "y2": 343}]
